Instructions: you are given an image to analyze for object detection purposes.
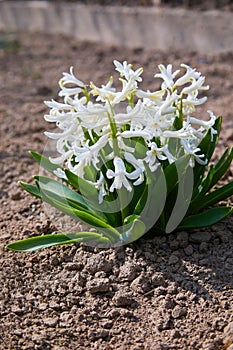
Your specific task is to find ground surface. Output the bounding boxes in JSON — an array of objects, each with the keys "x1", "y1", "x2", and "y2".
[{"x1": 0, "y1": 32, "x2": 233, "y2": 350}]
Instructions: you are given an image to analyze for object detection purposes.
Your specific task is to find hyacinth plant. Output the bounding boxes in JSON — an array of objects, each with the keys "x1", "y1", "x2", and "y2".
[{"x1": 7, "y1": 61, "x2": 233, "y2": 251}]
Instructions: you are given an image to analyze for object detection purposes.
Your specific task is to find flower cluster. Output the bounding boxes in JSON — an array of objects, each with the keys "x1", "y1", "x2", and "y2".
[{"x1": 44, "y1": 61, "x2": 216, "y2": 203}]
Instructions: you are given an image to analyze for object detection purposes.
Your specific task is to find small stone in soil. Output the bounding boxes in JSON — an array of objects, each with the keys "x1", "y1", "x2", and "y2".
[
  {"x1": 172, "y1": 305, "x2": 187, "y2": 319},
  {"x1": 43, "y1": 317, "x2": 59, "y2": 327},
  {"x1": 189, "y1": 231, "x2": 212, "y2": 243},
  {"x1": 86, "y1": 278, "x2": 111, "y2": 293},
  {"x1": 112, "y1": 291, "x2": 135, "y2": 307}
]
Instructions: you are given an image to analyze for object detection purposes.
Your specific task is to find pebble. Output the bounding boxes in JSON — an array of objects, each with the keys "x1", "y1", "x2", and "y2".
[
  {"x1": 101, "y1": 320, "x2": 113, "y2": 329},
  {"x1": 43, "y1": 317, "x2": 59, "y2": 327},
  {"x1": 171, "y1": 329, "x2": 181, "y2": 338},
  {"x1": 166, "y1": 283, "x2": 178, "y2": 295},
  {"x1": 176, "y1": 231, "x2": 189, "y2": 247},
  {"x1": 151, "y1": 273, "x2": 167, "y2": 287},
  {"x1": 88, "y1": 328, "x2": 109, "y2": 340},
  {"x1": 118, "y1": 261, "x2": 140, "y2": 282},
  {"x1": 176, "y1": 293, "x2": 186, "y2": 301},
  {"x1": 199, "y1": 242, "x2": 209, "y2": 253},
  {"x1": 10, "y1": 191, "x2": 22, "y2": 200},
  {"x1": 189, "y1": 231, "x2": 212, "y2": 243},
  {"x1": 38, "y1": 303, "x2": 48, "y2": 311},
  {"x1": 169, "y1": 240, "x2": 180, "y2": 250},
  {"x1": 86, "y1": 278, "x2": 111, "y2": 293},
  {"x1": 130, "y1": 274, "x2": 151, "y2": 293},
  {"x1": 72, "y1": 272, "x2": 85, "y2": 287},
  {"x1": 157, "y1": 315, "x2": 172, "y2": 331},
  {"x1": 11, "y1": 306, "x2": 24, "y2": 315},
  {"x1": 153, "y1": 286, "x2": 167, "y2": 296},
  {"x1": 168, "y1": 254, "x2": 179, "y2": 265},
  {"x1": 184, "y1": 244, "x2": 194, "y2": 256},
  {"x1": 60, "y1": 311, "x2": 72, "y2": 323},
  {"x1": 49, "y1": 301, "x2": 60, "y2": 310},
  {"x1": 217, "y1": 231, "x2": 231, "y2": 243},
  {"x1": 199, "y1": 258, "x2": 210, "y2": 266},
  {"x1": 64, "y1": 262, "x2": 83, "y2": 271},
  {"x1": 107, "y1": 308, "x2": 121, "y2": 319},
  {"x1": 162, "y1": 296, "x2": 174, "y2": 310},
  {"x1": 112, "y1": 291, "x2": 134, "y2": 307},
  {"x1": 172, "y1": 305, "x2": 187, "y2": 319},
  {"x1": 85, "y1": 254, "x2": 113, "y2": 274}
]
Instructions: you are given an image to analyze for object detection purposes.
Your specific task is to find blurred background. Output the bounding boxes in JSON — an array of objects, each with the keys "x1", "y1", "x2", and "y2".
[{"x1": 4, "y1": 0, "x2": 232, "y2": 9}]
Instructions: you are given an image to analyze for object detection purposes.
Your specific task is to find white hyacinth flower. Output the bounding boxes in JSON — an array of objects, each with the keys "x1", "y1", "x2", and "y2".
[
  {"x1": 71, "y1": 134, "x2": 109, "y2": 178},
  {"x1": 188, "y1": 110, "x2": 217, "y2": 141},
  {"x1": 114, "y1": 60, "x2": 143, "y2": 82},
  {"x1": 145, "y1": 143, "x2": 176, "y2": 172},
  {"x1": 44, "y1": 60, "x2": 217, "y2": 199},
  {"x1": 90, "y1": 77, "x2": 116, "y2": 102},
  {"x1": 175, "y1": 64, "x2": 201, "y2": 86},
  {"x1": 181, "y1": 140, "x2": 206, "y2": 168},
  {"x1": 154, "y1": 64, "x2": 180, "y2": 89},
  {"x1": 106, "y1": 157, "x2": 143, "y2": 192}
]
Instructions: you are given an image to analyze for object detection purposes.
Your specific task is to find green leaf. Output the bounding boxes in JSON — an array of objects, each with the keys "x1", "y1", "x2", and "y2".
[
  {"x1": 134, "y1": 166, "x2": 167, "y2": 232},
  {"x1": 35, "y1": 175, "x2": 116, "y2": 223},
  {"x1": 30, "y1": 152, "x2": 110, "y2": 217},
  {"x1": 34, "y1": 175, "x2": 89, "y2": 210},
  {"x1": 165, "y1": 163, "x2": 193, "y2": 233},
  {"x1": 163, "y1": 155, "x2": 190, "y2": 195},
  {"x1": 34, "y1": 189, "x2": 121, "y2": 243},
  {"x1": 190, "y1": 147, "x2": 233, "y2": 211},
  {"x1": 19, "y1": 182, "x2": 42, "y2": 199},
  {"x1": 30, "y1": 151, "x2": 103, "y2": 205},
  {"x1": 134, "y1": 182, "x2": 149, "y2": 216},
  {"x1": 214, "y1": 147, "x2": 231, "y2": 171},
  {"x1": 160, "y1": 155, "x2": 192, "y2": 230},
  {"x1": 191, "y1": 181, "x2": 233, "y2": 213},
  {"x1": 177, "y1": 206, "x2": 233, "y2": 231},
  {"x1": 120, "y1": 218, "x2": 146, "y2": 244},
  {"x1": 6, "y1": 232, "x2": 110, "y2": 252},
  {"x1": 207, "y1": 147, "x2": 233, "y2": 190},
  {"x1": 193, "y1": 116, "x2": 222, "y2": 190},
  {"x1": 128, "y1": 179, "x2": 146, "y2": 215},
  {"x1": 65, "y1": 169, "x2": 98, "y2": 197},
  {"x1": 65, "y1": 169, "x2": 122, "y2": 226},
  {"x1": 29, "y1": 152, "x2": 122, "y2": 226},
  {"x1": 30, "y1": 151, "x2": 63, "y2": 175},
  {"x1": 34, "y1": 175, "x2": 110, "y2": 222},
  {"x1": 123, "y1": 214, "x2": 140, "y2": 225}
]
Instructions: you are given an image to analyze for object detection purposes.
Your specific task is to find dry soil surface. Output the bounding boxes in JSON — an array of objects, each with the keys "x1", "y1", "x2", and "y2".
[{"x1": 0, "y1": 32, "x2": 233, "y2": 350}]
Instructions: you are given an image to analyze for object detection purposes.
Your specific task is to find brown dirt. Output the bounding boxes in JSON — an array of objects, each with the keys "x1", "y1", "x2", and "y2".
[{"x1": 0, "y1": 32, "x2": 233, "y2": 350}]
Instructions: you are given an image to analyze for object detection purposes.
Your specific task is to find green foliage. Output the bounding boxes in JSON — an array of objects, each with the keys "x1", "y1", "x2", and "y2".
[{"x1": 6, "y1": 117, "x2": 233, "y2": 252}]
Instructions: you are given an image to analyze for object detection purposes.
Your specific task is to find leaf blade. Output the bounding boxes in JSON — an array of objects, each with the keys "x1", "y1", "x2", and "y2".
[
  {"x1": 29, "y1": 151, "x2": 62, "y2": 174},
  {"x1": 19, "y1": 182, "x2": 42, "y2": 199},
  {"x1": 191, "y1": 181, "x2": 233, "y2": 213},
  {"x1": 6, "y1": 232, "x2": 110, "y2": 252},
  {"x1": 177, "y1": 206, "x2": 233, "y2": 231}
]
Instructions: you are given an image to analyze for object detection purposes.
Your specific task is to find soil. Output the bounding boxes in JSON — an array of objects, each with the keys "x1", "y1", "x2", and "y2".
[{"x1": 0, "y1": 32, "x2": 233, "y2": 350}]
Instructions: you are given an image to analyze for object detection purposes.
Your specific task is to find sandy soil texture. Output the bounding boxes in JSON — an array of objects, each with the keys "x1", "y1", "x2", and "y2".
[{"x1": 0, "y1": 32, "x2": 233, "y2": 349}]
